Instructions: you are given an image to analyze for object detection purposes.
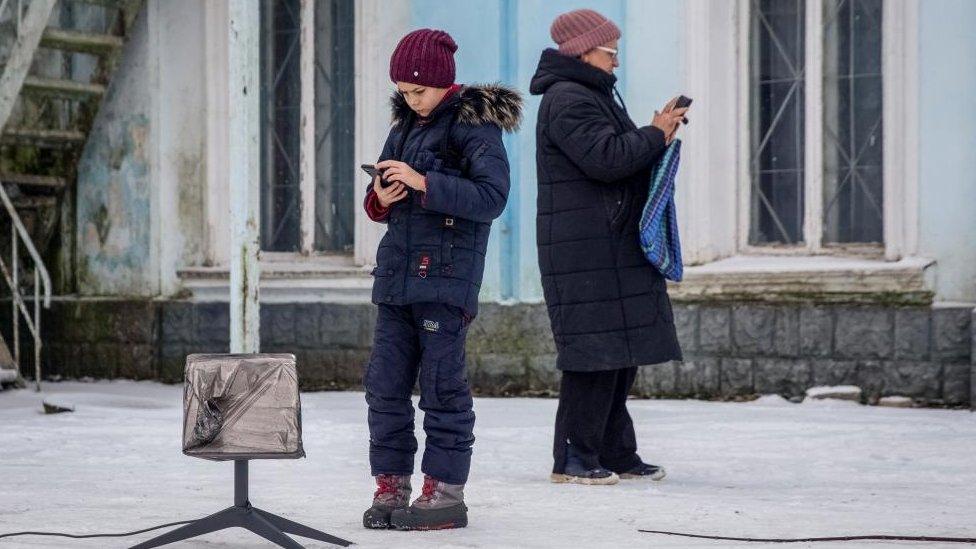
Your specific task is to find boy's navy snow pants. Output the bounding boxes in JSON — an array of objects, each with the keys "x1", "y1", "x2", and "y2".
[{"x1": 365, "y1": 302, "x2": 474, "y2": 485}]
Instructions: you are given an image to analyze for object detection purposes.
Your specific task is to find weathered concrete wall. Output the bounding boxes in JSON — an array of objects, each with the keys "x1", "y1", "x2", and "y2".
[
  {"x1": 34, "y1": 299, "x2": 974, "y2": 407},
  {"x1": 154, "y1": 0, "x2": 209, "y2": 296},
  {"x1": 75, "y1": 1, "x2": 209, "y2": 297},
  {"x1": 75, "y1": 8, "x2": 154, "y2": 295}
]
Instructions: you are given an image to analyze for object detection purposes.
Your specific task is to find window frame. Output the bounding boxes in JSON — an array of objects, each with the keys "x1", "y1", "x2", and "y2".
[
  {"x1": 204, "y1": 0, "x2": 401, "y2": 269},
  {"x1": 729, "y1": 0, "x2": 917, "y2": 260},
  {"x1": 298, "y1": 0, "x2": 359, "y2": 256},
  {"x1": 260, "y1": 0, "x2": 304, "y2": 253}
]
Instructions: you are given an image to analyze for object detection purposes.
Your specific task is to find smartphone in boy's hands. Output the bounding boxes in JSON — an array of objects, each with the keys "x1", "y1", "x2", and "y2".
[{"x1": 361, "y1": 163, "x2": 391, "y2": 188}]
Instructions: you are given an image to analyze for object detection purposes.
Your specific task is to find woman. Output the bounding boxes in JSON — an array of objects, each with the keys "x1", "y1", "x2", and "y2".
[
  {"x1": 530, "y1": 9, "x2": 688, "y2": 485},
  {"x1": 361, "y1": 28, "x2": 522, "y2": 530}
]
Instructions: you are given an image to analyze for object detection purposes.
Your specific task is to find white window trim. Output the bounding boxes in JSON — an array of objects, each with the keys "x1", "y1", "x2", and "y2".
[
  {"x1": 882, "y1": 0, "x2": 920, "y2": 260},
  {"x1": 296, "y1": 0, "x2": 407, "y2": 265},
  {"x1": 685, "y1": 0, "x2": 918, "y2": 262},
  {"x1": 299, "y1": 0, "x2": 316, "y2": 255},
  {"x1": 207, "y1": 0, "x2": 405, "y2": 264},
  {"x1": 204, "y1": 0, "x2": 230, "y2": 267},
  {"x1": 678, "y1": 0, "x2": 739, "y2": 266},
  {"x1": 352, "y1": 0, "x2": 409, "y2": 267}
]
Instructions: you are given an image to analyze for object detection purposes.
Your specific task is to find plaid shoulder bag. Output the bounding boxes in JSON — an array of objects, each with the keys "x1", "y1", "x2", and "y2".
[{"x1": 638, "y1": 139, "x2": 684, "y2": 282}]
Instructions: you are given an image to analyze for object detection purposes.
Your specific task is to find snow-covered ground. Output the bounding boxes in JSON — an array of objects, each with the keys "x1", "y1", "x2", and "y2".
[{"x1": 1, "y1": 382, "x2": 975, "y2": 548}]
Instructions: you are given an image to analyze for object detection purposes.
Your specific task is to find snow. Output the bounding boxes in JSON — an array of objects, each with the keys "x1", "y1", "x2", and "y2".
[
  {"x1": 878, "y1": 396, "x2": 915, "y2": 408},
  {"x1": 805, "y1": 385, "x2": 863, "y2": 400},
  {"x1": 1, "y1": 381, "x2": 975, "y2": 548},
  {"x1": 684, "y1": 255, "x2": 933, "y2": 274}
]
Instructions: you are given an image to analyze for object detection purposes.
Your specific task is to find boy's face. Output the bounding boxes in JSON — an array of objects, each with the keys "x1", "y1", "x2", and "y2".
[{"x1": 396, "y1": 82, "x2": 451, "y2": 117}]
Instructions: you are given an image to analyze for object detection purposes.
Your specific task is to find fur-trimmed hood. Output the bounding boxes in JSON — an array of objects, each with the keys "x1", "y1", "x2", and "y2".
[{"x1": 391, "y1": 84, "x2": 523, "y2": 132}]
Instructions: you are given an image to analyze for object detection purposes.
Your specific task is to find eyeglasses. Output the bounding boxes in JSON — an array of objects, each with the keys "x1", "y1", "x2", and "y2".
[{"x1": 595, "y1": 46, "x2": 619, "y2": 60}]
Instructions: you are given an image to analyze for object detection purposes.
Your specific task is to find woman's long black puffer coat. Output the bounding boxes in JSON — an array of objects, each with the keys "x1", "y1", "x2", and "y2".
[{"x1": 530, "y1": 48, "x2": 682, "y2": 372}]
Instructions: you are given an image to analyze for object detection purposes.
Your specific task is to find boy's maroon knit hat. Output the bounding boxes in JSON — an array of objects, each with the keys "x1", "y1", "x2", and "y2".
[
  {"x1": 389, "y1": 28, "x2": 457, "y2": 88},
  {"x1": 550, "y1": 9, "x2": 621, "y2": 57}
]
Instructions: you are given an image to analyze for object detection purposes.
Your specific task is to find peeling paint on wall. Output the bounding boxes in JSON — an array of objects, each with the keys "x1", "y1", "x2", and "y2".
[
  {"x1": 75, "y1": 6, "x2": 153, "y2": 297},
  {"x1": 75, "y1": 1, "x2": 210, "y2": 298},
  {"x1": 177, "y1": 151, "x2": 205, "y2": 264},
  {"x1": 77, "y1": 112, "x2": 151, "y2": 295}
]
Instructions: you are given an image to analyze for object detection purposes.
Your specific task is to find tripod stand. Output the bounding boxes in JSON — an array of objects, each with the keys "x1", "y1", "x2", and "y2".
[{"x1": 131, "y1": 460, "x2": 352, "y2": 548}]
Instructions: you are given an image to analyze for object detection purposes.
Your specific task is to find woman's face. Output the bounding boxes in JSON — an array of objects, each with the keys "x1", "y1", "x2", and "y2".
[
  {"x1": 580, "y1": 39, "x2": 619, "y2": 75},
  {"x1": 396, "y1": 82, "x2": 450, "y2": 117}
]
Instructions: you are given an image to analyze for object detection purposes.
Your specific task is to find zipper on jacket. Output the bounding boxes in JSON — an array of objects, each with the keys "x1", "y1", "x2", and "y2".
[
  {"x1": 398, "y1": 124, "x2": 416, "y2": 295},
  {"x1": 402, "y1": 188, "x2": 414, "y2": 292}
]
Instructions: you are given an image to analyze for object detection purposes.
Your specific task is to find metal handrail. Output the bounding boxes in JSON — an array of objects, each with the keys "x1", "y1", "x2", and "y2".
[
  {"x1": 0, "y1": 181, "x2": 51, "y2": 391},
  {"x1": 0, "y1": 185, "x2": 50, "y2": 304},
  {"x1": 0, "y1": 0, "x2": 61, "y2": 390}
]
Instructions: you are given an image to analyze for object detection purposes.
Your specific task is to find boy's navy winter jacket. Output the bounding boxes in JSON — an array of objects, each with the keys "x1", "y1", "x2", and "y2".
[{"x1": 365, "y1": 85, "x2": 523, "y2": 316}]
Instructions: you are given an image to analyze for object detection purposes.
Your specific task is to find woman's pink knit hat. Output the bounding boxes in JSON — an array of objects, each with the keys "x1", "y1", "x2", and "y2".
[
  {"x1": 389, "y1": 28, "x2": 457, "y2": 88},
  {"x1": 550, "y1": 9, "x2": 621, "y2": 57}
]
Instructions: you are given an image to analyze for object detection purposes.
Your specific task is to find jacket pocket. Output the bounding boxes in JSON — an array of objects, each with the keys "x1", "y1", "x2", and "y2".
[
  {"x1": 431, "y1": 156, "x2": 463, "y2": 178},
  {"x1": 421, "y1": 359, "x2": 472, "y2": 413},
  {"x1": 409, "y1": 248, "x2": 440, "y2": 279},
  {"x1": 370, "y1": 265, "x2": 395, "y2": 277}
]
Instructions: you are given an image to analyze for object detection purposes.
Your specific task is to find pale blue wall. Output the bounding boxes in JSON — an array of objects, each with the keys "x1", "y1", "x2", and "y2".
[
  {"x1": 411, "y1": 0, "x2": 976, "y2": 304},
  {"x1": 918, "y1": 0, "x2": 976, "y2": 302},
  {"x1": 410, "y1": 0, "x2": 682, "y2": 303}
]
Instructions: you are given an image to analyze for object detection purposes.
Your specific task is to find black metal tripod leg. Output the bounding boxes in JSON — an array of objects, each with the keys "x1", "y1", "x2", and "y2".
[
  {"x1": 254, "y1": 508, "x2": 354, "y2": 547},
  {"x1": 244, "y1": 511, "x2": 306, "y2": 549},
  {"x1": 129, "y1": 506, "x2": 242, "y2": 549}
]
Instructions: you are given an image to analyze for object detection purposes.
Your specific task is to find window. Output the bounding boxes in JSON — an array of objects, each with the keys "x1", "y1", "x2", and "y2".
[
  {"x1": 259, "y1": 0, "x2": 355, "y2": 253},
  {"x1": 822, "y1": 0, "x2": 883, "y2": 244},
  {"x1": 313, "y1": 0, "x2": 355, "y2": 252},
  {"x1": 260, "y1": 0, "x2": 301, "y2": 251},
  {"x1": 749, "y1": 0, "x2": 806, "y2": 245},
  {"x1": 748, "y1": 0, "x2": 883, "y2": 248}
]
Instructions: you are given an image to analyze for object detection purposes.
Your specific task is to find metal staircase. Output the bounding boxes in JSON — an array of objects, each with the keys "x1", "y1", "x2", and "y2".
[{"x1": 0, "y1": 0, "x2": 140, "y2": 390}]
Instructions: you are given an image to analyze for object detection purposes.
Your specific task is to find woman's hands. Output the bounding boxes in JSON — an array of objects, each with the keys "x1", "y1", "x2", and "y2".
[
  {"x1": 372, "y1": 176, "x2": 407, "y2": 208},
  {"x1": 376, "y1": 160, "x2": 427, "y2": 193},
  {"x1": 651, "y1": 97, "x2": 689, "y2": 144}
]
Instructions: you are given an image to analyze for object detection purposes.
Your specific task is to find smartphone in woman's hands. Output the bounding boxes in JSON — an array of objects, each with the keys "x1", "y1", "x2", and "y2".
[{"x1": 673, "y1": 95, "x2": 692, "y2": 124}]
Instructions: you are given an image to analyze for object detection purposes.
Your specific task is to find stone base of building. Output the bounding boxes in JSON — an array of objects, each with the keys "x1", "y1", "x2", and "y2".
[{"x1": 17, "y1": 298, "x2": 975, "y2": 407}]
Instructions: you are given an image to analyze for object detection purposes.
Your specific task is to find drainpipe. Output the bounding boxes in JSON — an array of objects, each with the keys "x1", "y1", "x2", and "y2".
[{"x1": 228, "y1": 0, "x2": 261, "y2": 354}]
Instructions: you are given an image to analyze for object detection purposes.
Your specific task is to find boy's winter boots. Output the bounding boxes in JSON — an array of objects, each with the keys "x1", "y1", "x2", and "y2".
[
  {"x1": 389, "y1": 475, "x2": 468, "y2": 531},
  {"x1": 363, "y1": 474, "x2": 412, "y2": 529}
]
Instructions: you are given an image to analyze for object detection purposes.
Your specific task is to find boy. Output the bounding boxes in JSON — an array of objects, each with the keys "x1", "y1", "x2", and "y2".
[{"x1": 361, "y1": 28, "x2": 522, "y2": 531}]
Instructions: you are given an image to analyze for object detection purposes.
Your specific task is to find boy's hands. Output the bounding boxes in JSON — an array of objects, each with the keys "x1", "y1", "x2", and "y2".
[
  {"x1": 373, "y1": 175, "x2": 407, "y2": 208},
  {"x1": 376, "y1": 160, "x2": 427, "y2": 192}
]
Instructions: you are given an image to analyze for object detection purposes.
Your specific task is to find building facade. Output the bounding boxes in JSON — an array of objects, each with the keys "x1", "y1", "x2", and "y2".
[{"x1": 32, "y1": 0, "x2": 976, "y2": 405}]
